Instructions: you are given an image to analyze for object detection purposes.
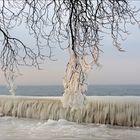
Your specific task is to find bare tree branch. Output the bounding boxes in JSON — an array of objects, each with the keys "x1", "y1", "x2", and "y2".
[
  {"x1": 0, "y1": 0, "x2": 139, "y2": 69},
  {"x1": 0, "y1": 0, "x2": 139, "y2": 97}
]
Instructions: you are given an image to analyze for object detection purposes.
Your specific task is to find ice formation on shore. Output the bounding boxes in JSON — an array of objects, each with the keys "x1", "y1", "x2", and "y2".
[{"x1": 0, "y1": 95, "x2": 140, "y2": 127}]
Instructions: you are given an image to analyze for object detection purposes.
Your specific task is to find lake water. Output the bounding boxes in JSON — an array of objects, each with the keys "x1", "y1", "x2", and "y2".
[
  {"x1": 0, "y1": 85, "x2": 140, "y2": 140},
  {"x1": 0, "y1": 85, "x2": 140, "y2": 96}
]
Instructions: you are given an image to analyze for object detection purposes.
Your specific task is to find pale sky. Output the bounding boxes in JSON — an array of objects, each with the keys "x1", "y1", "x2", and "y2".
[{"x1": 0, "y1": 1, "x2": 140, "y2": 85}]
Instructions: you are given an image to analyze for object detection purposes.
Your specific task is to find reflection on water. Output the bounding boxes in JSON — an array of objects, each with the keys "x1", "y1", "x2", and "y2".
[{"x1": 0, "y1": 117, "x2": 140, "y2": 140}]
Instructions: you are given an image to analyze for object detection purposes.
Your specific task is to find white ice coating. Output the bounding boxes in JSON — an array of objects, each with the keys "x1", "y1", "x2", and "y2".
[
  {"x1": 62, "y1": 48, "x2": 93, "y2": 109},
  {"x1": 4, "y1": 70, "x2": 17, "y2": 96},
  {"x1": 1, "y1": 117, "x2": 140, "y2": 140},
  {"x1": 0, "y1": 95, "x2": 140, "y2": 127}
]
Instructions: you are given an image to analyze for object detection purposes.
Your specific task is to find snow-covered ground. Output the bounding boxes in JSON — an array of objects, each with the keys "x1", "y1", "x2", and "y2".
[{"x1": 0, "y1": 117, "x2": 140, "y2": 140}]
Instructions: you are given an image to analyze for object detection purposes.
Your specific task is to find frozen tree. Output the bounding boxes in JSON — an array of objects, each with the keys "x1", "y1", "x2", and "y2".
[{"x1": 0, "y1": 0, "x2": 139, "y2": 107}]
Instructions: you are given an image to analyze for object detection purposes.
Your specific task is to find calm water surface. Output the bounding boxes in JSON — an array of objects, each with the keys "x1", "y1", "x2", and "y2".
[{"x1": 0, "y1": 85, "x2": 140, "y2": 96}]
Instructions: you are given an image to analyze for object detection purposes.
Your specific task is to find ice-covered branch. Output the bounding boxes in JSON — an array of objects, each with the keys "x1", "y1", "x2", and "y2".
[
  {"x1": 0, "y1": 0, "x2": 139, "y2": 99},
  {"x1": 62, "y1": 48, "x2": 94, "y2": 109}
]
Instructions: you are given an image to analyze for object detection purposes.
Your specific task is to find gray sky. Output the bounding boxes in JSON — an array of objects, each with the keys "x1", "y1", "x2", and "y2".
[
  {"x1": 1, "y1": 23, "x2": 140, "y2": 85},
  {"x1": 0, "y1": 1, "x2": 140, "y2": 85}
]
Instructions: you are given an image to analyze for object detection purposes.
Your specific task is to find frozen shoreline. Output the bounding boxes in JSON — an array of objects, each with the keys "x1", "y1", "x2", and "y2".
[
  {"x1": 0, "y1": 95, "x2": 140, "y2": 127},
  {"x1": 1, "y1": 116, "x2": 140, "y2": 140},
  {"x1": 1, "y1": 95, "x2": 140, "y2": 100}
]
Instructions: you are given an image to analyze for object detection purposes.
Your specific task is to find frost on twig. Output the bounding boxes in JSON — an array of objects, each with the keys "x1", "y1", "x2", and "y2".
[
  {"x1": 62, "y1": 48, "x2": 94, "y2": 109},
  {"x1": 4, "y1": 69, "x2": 18, "y2": 96}
]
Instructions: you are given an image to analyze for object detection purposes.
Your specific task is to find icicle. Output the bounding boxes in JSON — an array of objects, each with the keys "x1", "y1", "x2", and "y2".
[
  {"x1": 62, "y1": 48, "x2": 93, "y2": 110},
  {"x1": 4, "y1": 69, "x2": 17, "y2": 96},
  {"x1": 0, "y1": 96, "x2": 140, "y2": 127}
]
